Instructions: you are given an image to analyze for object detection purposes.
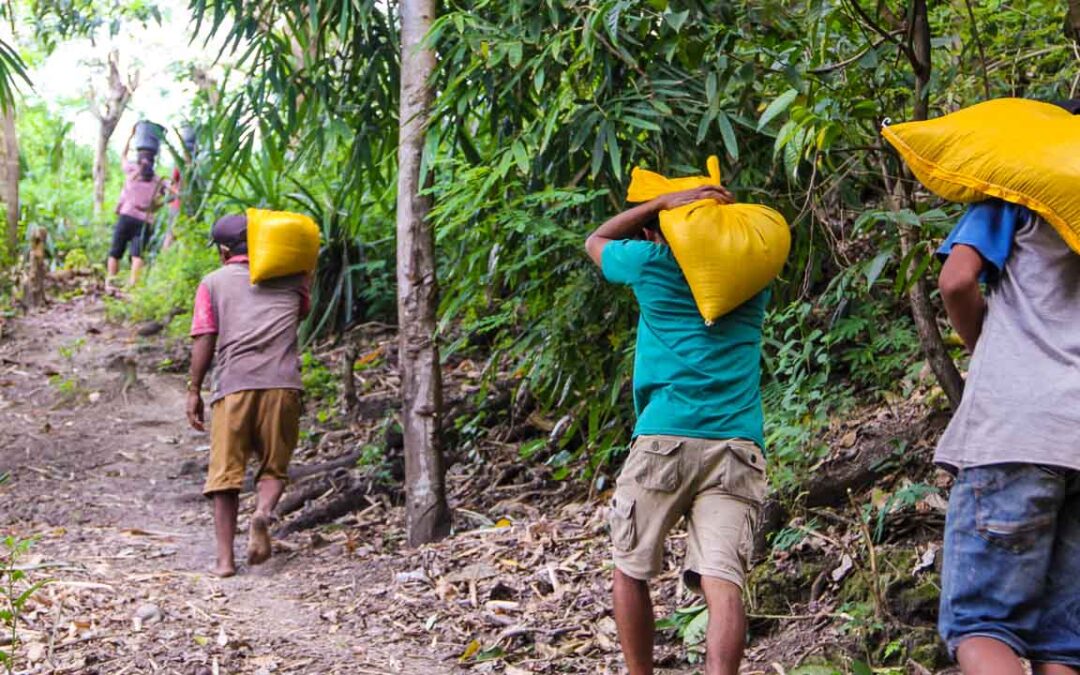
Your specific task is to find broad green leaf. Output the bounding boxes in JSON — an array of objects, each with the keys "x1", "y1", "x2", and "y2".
[
  {"x1": 864, "y1": 250, "x2": 893, "y2": 289},
  {"x1": 512, "y1": 140, "x2": 529, "y2": 175},
  {"x1": 507, "y1": 41, "x2": 523, "y2": 68},
  {"x1": 664, "y1": 9, "x2": 689, "y2": 32},
  {"x1": 716, "y1": 112, "x2": 739, "y2": 161},
  {"x1": 757, "y1": 88, "x2": 799, "y2": 131}
]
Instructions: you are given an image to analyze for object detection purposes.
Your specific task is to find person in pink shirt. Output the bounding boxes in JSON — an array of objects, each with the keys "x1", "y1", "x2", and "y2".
[{"x1": 107, "y1": 124, "x2": 165, "y2": 289}]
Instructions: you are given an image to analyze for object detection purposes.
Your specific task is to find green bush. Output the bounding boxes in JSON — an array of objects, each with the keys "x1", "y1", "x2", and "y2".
[{"x1": 109, "y1": 221, "x2": 218, "y2": 325}]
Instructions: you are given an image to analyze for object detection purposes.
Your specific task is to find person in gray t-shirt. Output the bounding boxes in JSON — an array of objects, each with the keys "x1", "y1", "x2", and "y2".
[
  {"x1": 935, "y1": 199, "x2": 1080, "y2": 672},
  {"x1": 187, "y1": 213, "x2": 310, "y2": 578}
]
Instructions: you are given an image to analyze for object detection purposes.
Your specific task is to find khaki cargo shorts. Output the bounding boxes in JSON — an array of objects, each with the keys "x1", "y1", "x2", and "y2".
[
  {"x1": 204, "y1": 389, "x2": 302, "y2": 496},
  {"x1": 608, "y1": 435, "x2": 766, "y2": 592}
]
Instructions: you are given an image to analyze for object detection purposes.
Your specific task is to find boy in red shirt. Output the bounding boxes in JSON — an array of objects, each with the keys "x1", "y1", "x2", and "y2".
[{"x1": 186, "y1": 213, "x2": 310, "y2": 577}]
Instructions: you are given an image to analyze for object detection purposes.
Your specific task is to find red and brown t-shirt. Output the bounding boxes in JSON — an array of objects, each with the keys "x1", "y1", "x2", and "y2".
[{"x1": 191, "y1": 257, "x2": 311, "y2": 404}]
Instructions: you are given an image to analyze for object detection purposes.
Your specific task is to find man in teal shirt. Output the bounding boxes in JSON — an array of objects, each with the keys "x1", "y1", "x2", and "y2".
[{"x1": 586, "y1": 183, "x2": 768, "y2": 675}]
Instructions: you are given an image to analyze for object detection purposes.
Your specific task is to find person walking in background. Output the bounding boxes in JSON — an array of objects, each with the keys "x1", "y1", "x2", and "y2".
[
  {"x1": 935, "y1": 191, "x2": 1080, "y2": 671},
  {"x1": 585, "y1": 183, "x2": 769, "y2": 675},
  {"x1": 106, "y1": 124, "x2": 165, "y2": 290},
  {"x1": 162, "y1": 126, "x2": 195, "y2": 250},
  {"x1": 186, "y1": 213, "x2": 310, "y2": 578}
]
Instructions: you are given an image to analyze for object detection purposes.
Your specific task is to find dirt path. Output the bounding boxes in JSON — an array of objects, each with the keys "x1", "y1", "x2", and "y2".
[
  {"x1": 0, "y1": 297, "x2": 446, "y2": 674},
  {"x1": 2, "y1": 296, "x2": 875, "y2": 674}
]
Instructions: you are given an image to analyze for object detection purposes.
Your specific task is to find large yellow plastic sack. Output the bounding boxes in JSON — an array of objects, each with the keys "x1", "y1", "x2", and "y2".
[
  {"x1": 246, "y1": 208, "x2": 321, "y2": 283},
  {"x1": 627, "y1": 156, "x2": 790, "y2": 324},
  {"x1": 881, "y1": 98, "x2": 1080, "y2": 253}
]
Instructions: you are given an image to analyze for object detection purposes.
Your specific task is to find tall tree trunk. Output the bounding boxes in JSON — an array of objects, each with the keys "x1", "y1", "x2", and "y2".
[
  {"x1": 0, "y1": 106, "x2": 18, "y2": 257},
  {"x1": 90, "y1": 50, "x2": 137, "y2": 217},
  {"x1": 899, "y1": 0, "x2": 965, "y2": 407},
  {"x1": 396, "y1": 0, "x2": 451, "y2": 546}
]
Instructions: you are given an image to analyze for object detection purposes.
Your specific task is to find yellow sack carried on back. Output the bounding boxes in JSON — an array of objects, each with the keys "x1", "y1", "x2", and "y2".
[
  {"x1": 881, "y1": 98, "x2": 1080, "y2": 253},
  {"x1": 627, "y1": 156, "x2": 790, "y2": 324},
  {"x1": 246, "y1": 208, "x2": 321, "y2": 283}
]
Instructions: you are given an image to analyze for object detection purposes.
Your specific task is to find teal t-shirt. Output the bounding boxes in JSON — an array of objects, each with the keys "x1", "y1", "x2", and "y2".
[{"x1": 601, "y1": 239, "x2": 767, "y2": 448}]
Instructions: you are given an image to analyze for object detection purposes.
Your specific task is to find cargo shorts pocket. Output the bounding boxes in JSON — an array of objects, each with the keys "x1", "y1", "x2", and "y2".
[
  {"x1": 634, "y1": 438, "x2": 683, "y2": 492},
  {"x1": 720, "y1": 442, "x2": 767, "y2": 503},
  {"x1": 609, "y1": 496, "x2": 636, "y2": 552},
  {"x1": 738, "y1": 504, "x2": 760, "y2": 569}
]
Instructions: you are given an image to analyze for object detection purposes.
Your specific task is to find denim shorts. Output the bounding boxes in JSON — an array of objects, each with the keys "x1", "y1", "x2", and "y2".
[{"x1": 940, "y1": 463, "x2": 1080, "y2": 664}]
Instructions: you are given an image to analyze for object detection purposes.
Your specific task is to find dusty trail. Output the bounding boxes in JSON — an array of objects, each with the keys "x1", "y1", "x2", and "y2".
[
  {"x1": 0, "y1": 297, "x2": 443, "y2": 674},
  {"x1": 1, "y1": 295, "x2": 865, "y2": 674}
]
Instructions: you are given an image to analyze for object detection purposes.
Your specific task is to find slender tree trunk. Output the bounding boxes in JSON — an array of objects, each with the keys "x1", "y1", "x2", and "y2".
[
  {"x1": 93, "y1": 131, "x2": 109, "y2": 218},
  {"x1": 0, "y1": 106, "x2": 18, "y2": 257},
  {"x1": 24, "y1": 227, "x2": 46, "y2": 308},
  {"x1": 90, "y1": 50, "x2": 136, "y2": 217},
  {"x1": 1067, "y1": 0, "x2": 1080, "y2": 41},
  {"x1": 396, "y1": 0, "x2": 450, "y2": 546},
  {"x1": 903, "y1": 0, "x2": 965, "y2": 407}
]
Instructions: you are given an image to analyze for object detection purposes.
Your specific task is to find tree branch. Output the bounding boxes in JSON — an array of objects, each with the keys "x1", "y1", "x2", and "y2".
[
  {"x1": 963, "y1": 0, "x2": 992, "y2": 99},
  {"x1": 845, "y1": 0, "x2": 913, "y2": 61},
  {"x1": 808, "y1": 31, "x2": 904, "y2": 75}
]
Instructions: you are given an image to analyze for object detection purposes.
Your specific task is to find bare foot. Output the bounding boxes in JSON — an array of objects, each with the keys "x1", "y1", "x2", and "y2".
[
  {"x1": 211, "y1": 562, "x2": 236, "y2": 578},
  {"x1": 247, "y1": 514, "x2": 272, "y2": 566}
]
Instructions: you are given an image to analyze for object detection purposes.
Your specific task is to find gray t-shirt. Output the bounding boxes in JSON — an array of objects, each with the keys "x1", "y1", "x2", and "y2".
[
  {"x1": 191, "y1": 261, "x2": 307, "y2": 404},
  {"x1": 936, "y1": 214, "x2": 1080, "y2": 471}
]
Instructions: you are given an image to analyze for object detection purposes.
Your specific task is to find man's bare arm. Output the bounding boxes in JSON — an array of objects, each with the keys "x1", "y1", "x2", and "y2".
[
  {"x1": 584, "y1": 185, "x2": 733, "y2": 266},
  {"x1": 938, "y1": 244, "x2": 986, "y2": 352},
  {"x1": 122, "y1": 125, "x2": 135, "y2": 160},
  {"x1": 187, "y1": 334, "x2": 216, "y2": 431}
]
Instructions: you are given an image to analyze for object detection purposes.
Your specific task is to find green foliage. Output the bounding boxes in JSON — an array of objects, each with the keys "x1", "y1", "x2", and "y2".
[
  {"x1": 57, "y1": 337, "x2": 85, "y2": 362},
  {"x1": 873, "y1": 480, "x2": 939, "y2": 543},
  {"x1": 172, "y1": 0, "x2": 1079, "y2": 499},
  {"x1": 357, "y1": 444, "x2": 393, "y2": 482},
  {"x1": 0, "y1": 536, "x2": 49, "y2": 674},
  {"x1": 17, "y1": 103, "x2": 121, "y2": 263},
  {"x1": 110, "y1": 221, "x2": 218, "y2": 325},
  {"x1": 25, "y1": 0, "x2": 163, "y2": 54},
  {"x1": 301, "y1": 352, "x2": 338, "y2": 403},
  {"x1": 656, "y1": 603, "x2": 708, "y2": 663}
]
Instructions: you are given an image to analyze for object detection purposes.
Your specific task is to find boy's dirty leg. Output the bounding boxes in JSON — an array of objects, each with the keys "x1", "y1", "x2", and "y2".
[
  {"x1": 212, "y1": 490, "x2": 240, "y2": 577},
  {"x1": 248, "y1": 478, "x2": 284, "y2": 565},
  {"x1": 612, "y1": 569, "x2": 654, "y2": 675}
]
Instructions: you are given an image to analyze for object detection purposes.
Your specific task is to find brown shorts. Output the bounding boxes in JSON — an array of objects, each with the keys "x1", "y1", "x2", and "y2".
[
  {"x1": 204, "y1": 389, "x2": 302, "y2": 496},
  {"x1": 609, "y1": 435, "x2": 767, "y2": 592}
]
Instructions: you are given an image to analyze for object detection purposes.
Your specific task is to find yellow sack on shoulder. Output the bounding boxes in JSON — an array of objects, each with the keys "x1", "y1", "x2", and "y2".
[
  {"x1": 881, "y1": 98, "x2": 1080, "y2": 253},
  {"x1": 627, "y1": 156, "x2": 790, "y2": 324},
  {"x1": 246, "y1": 208, "x2": 321, "y2": 284}
]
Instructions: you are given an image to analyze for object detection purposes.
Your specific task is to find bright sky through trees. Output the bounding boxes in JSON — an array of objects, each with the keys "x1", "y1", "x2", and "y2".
[{"x1": 18, "y1": 0, "x2": 234, "y2": 150}]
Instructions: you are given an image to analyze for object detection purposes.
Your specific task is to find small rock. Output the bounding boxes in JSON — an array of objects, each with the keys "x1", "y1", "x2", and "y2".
[
  {"x1": 394, "y1": 568, "x2": 429, "y2": 584},
  {"x1": 26, "y1": 642, "x2": 46, "y2": 663},
  {"x1": 133, "y1": 602, "x2": 163, "y2": 625},
  {"x1": 445, "y1": 563, "x2": 499, "y2": 584},
  {"x1": 831, "y1": 553, "x2": 854, "y2": 583}
]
